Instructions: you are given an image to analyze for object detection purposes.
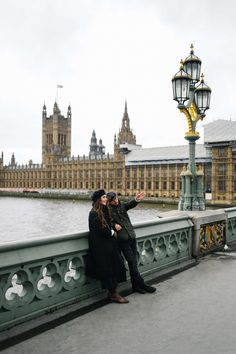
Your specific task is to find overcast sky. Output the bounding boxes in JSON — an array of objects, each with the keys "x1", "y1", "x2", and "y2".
[{"x1": 1, "y1": 0, "x2": 235, "y2": 164}]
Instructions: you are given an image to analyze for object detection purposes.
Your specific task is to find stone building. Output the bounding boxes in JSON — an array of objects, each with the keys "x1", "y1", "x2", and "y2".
[
  {"x1": 1, "y1": 101, "x2": 236, "y2": 205},
  {"x1": 42, "y1": 102, "x2": 71, "y2": 165}
]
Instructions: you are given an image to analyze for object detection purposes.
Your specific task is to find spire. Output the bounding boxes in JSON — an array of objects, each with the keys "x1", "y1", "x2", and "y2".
[
  {"x1": 11, "y1": 152, "x2": 16, "y2": 166},
  {"x1": 122, "y1": 100, "x2": 130, "y2": 130},
  {"x1": 117, "y1": 101, "x2": 136, "y2": 145},
  {"x1": 67, "y1": 104, "x2": 71, "y2": 119},
  {"x1": 90, "y1": 130, "x2": 97, "y2": 145},
  {"x1": 53, "y1": 102, "x2": 61, "y2": 115},
  {"x1": 42, "y1": 103, "x2": 47, "y2": 118},
  {"x1": 125, "y1": 100, "x2": 127, "y2": 114}
]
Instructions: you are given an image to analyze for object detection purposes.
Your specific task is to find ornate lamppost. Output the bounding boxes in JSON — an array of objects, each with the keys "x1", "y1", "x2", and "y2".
[{"x1": 172, "y1": 44, "x2": 211, "y2": 211}]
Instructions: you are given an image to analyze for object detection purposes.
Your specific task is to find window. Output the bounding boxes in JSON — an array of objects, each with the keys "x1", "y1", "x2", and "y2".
[
  {"x1": 218, "y1": 180, "x2": 225, "y2": 192},
  {"x1": 219, "y1": 148, "x2": 225, "y2": 157}
]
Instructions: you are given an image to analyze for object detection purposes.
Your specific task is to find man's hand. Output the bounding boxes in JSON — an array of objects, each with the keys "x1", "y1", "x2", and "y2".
[
  {"x1": 135, "y1": 191, "x2": 145, "y2": 202},
  {"x1": 115, "y1": 223, "x2": 122, "y2": 231}
]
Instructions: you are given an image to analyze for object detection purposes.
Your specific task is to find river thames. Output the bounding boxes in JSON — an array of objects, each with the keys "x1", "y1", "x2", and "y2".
[{"x1": 0, "y1": 196, "x2": 176, "y2": 243}]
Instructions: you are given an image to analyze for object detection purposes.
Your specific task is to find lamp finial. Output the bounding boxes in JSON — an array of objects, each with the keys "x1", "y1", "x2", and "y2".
[{"x1": 190, "y1": 43, "x2": 194, "y2": 54}]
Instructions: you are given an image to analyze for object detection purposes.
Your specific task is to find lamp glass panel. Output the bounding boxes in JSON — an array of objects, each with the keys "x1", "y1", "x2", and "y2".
[
  {"x1": 184, "y1": 62, "x2": 191, "y2": 77},
  {"x1": 202, "y1": 91, "x2": 208, "y2": 109},
  {"x1": 196, "y1": 62, "x2": 201, "y2": 81},
  {"x1": 192, "y1": 62, "x2": 200, "y2": 81},
  {"x1": 195, "y1": 90, "x2": 210, "y2": 113},
  {"x1": 172, "y1": 80, "x2": 177, "y2": 100},
  {"x1": 176, "y1": 79, "x2": 182, "y2": 100},
  {"x1": 207, "y1": 91, "x2": 211, "y2": 107}
]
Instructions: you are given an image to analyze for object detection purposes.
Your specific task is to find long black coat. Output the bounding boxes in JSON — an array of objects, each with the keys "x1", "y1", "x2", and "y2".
[
  {"x1": 109, "y1": 199, "x2": 138, "y2": 240},
  {"x1": 86, "y1": 206, "x2": 126, "y2": 283}
]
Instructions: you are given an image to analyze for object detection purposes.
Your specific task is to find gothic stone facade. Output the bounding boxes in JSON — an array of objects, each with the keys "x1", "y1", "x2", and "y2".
[{"x1": 1, "y1": 104, "x2": 236, "y2": 205}]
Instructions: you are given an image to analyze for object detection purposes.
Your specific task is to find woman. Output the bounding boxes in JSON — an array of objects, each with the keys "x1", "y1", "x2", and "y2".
[{"x1": 86, "y1": 189, "x2": 128, "y2": 304}]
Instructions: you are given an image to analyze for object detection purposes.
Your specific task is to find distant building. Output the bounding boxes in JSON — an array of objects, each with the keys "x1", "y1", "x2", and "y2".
[{"x1": 1, "y1": 101, "x2": 236, "y2": 205}]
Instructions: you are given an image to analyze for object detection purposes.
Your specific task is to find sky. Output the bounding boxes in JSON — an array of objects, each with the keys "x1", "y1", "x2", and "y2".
[{"x1": 1, "y1": 0, "x2": 236, "y2": 165}]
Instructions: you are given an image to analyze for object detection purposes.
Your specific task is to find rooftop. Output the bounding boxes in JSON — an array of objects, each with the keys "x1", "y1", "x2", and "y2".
[
  {"x1": 204, "y1": 119, "x2": 236, "y2": 143},
  {"x1": 125, "y1": 144, "x2": 208, "y2": 165}
]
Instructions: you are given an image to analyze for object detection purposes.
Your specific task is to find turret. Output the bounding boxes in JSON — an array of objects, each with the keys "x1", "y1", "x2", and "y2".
[
  {"x1": 42, "y1": 103, "x2": 47, "y2": 118},
  {"x1": 10, "y1": 153, "x2": 16, "y2": 167},
  {"x1": 98, "y1": 138, "x2": 105, "y2": 155},
  {"x1": 67, "y1": 105, "x2": 71, "y2": 119},
  {"x1": 53, "y1": 102, "x2": 61, "y2": 115},
  {"x1": 0, "y1": 151, "x2": 3, "y2": 168},
  {"x1": 89, "y1": 131, "x2": 106, "y2": 158}
]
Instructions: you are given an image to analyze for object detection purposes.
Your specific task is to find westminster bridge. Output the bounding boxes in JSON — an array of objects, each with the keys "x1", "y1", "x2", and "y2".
[{"x1": 1, "y1": 208, "x2": 236, "y2": 353}]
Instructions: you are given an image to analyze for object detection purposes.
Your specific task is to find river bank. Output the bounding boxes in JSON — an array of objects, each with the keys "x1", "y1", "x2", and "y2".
[{"x1": 0, "y1": 191, "x2": 232, "y2": 208}]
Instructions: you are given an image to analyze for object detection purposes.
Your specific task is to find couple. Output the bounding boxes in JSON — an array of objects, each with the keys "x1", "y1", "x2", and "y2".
[{"x1": 86, "y1": 189, "x2": 156, "y2": 304}]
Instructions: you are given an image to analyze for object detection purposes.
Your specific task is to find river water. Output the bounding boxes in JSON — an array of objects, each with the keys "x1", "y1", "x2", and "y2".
[{"x1": 0, "y1": 197, "x2": 176, "y2": 243}]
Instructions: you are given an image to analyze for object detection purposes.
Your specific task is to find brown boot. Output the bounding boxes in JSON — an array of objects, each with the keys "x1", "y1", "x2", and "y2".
[{"x1": 109, "y1": 293, "x2": 129, "y2": 304}]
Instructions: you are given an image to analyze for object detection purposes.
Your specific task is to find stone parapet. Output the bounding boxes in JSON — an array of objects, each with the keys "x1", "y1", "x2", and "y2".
[{"x1": 0, "y1": 216, "x2": 194, "y2": 332}]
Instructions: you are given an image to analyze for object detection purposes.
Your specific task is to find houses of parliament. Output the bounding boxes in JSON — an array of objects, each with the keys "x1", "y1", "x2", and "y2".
[{"x1": 1, "y1": 100, "x2": 236, "y2": 205}]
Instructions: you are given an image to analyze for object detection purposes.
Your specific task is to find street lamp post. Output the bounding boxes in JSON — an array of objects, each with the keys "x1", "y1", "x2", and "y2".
[{"x1": 172, "y1": 44, "x2": 211, "y2": 211}]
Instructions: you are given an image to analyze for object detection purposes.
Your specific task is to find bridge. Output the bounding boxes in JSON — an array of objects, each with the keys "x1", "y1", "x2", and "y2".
[{"x1": 1, "y1": 208, "x2": 236, "y2": 353}]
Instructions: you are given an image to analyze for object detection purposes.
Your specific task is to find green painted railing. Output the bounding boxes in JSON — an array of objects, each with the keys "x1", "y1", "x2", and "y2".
[
  {"x1": 0, "y1": 215, "x2": 193, "y2": 331},
  {"x1": 224, "y1": 207, "x2": 236, "y2": 244}
]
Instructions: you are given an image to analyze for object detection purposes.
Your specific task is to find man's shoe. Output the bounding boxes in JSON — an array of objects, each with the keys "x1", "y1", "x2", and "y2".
[
  {"x1": 132, "y1": 286, "x2": 146, "y2": 294},
  {"x1": 142, "y1": 284, "x2": 156, "y2": 293}
]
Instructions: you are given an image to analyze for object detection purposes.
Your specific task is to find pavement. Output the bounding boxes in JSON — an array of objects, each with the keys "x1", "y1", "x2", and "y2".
[{"x1": 1, "y1": 250, "x2": 236, "y2": 354}]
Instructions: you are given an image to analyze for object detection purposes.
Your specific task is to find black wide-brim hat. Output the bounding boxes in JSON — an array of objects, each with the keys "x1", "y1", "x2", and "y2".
[{"x1": 91, "y1": 189, "x2": 106, "y2": 203}]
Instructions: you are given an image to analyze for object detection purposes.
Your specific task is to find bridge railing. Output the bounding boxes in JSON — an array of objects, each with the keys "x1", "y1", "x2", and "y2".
[
  {"x1": 224, "y1": 207, "x2": 236, "y2": 245},
  {"x1": 0, "y1": 215, "x2": 193, "y2": 331}
]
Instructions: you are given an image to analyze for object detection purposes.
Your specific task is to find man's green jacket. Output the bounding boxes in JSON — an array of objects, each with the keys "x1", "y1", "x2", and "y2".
[{"x1": 109, "y1": 199, "x2": 138, "y2": 240}]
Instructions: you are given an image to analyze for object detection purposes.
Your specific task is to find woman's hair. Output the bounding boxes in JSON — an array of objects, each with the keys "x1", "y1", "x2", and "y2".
[{"x1": 93, "y1": 199, "x2": 108, "y2": 228}]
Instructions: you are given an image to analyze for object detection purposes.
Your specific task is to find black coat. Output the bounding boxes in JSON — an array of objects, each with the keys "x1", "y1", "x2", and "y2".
[
  {"x1": 86, "y1": 205, "x2": 126, "y2": 283},
  {"x1": 109, "y1": 199, "x2": 138, "y2": 240}
]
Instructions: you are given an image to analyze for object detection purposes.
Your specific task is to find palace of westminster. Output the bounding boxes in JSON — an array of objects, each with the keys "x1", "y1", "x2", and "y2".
[{"x1": 1, "y1": 100, "x2": 236, "y2": 205}]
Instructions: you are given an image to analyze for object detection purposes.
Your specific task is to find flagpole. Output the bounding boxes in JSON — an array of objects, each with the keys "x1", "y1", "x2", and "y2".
[{"x1": 56, "y1": 84, "x2": 63, "y2": 103}]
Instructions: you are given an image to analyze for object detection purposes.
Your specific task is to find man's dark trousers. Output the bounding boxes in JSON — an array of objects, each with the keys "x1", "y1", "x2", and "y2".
[{"x1": 118, "y1": 238, "x2": 145, "y2": 288}]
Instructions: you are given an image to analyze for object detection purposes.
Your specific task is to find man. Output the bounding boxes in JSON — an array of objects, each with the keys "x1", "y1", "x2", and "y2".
[{"x1": 107, "y1": 191, "x2": 156, "y2": 294}]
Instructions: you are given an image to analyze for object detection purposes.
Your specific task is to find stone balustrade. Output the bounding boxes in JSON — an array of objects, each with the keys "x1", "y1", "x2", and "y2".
[
  {"x1": 0, "y1": 215, "x2": 193, "y2": 332},
  {"x1": 1, "y1": 208, "x2": 236, "y2": 333}
]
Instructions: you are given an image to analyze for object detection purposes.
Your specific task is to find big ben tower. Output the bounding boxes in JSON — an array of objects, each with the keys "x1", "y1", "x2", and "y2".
[{"x1": 42, "y1": 102, "x2": 71, "y2": 165}]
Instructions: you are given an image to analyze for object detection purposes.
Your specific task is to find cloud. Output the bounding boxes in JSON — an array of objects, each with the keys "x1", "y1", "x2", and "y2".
[{"x1": 1, "y1": 0, "x2": 236, "y2": 164}]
